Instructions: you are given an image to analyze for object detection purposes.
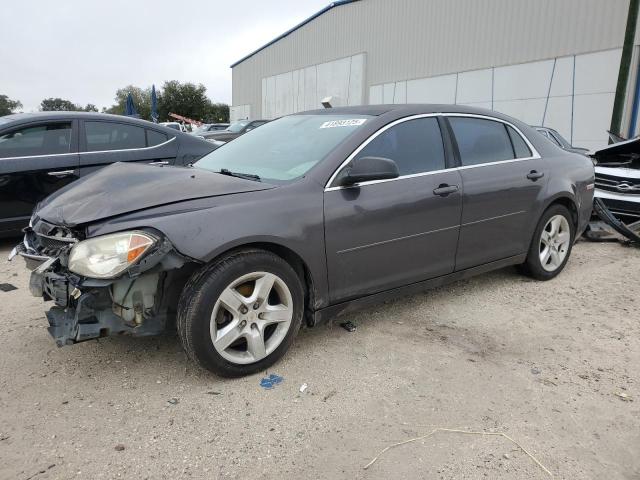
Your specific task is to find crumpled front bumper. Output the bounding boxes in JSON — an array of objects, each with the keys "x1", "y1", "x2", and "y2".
[{"x1": 30, "y1": 264, "x2": 166, "y2": 347}]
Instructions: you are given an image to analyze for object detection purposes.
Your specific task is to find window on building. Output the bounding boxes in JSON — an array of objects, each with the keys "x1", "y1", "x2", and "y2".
[
  {"x1": 353, "y1": 117, "x2": 446, "y2": 176},
  {"x1": 84, "y1": 121, "x2": 145, "y2": 152},
  {"x1": 0, "y1": 123, "x2": 72, "y2": 158}
]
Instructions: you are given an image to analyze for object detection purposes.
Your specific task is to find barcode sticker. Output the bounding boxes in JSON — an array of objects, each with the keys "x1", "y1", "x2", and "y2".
[{"x1": 320, "y1": 119, "x2": 367, "y2": 129}]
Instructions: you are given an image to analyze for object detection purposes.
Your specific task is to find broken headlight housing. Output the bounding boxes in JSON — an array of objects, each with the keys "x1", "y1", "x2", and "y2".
[{"x1": 68, "y1": 231, "x2": 156, "y2": 279}]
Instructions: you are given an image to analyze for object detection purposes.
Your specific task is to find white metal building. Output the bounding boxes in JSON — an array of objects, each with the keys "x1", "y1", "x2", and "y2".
[{"x1": 230, "y1": 0, "x2": 640, "y2": 150}]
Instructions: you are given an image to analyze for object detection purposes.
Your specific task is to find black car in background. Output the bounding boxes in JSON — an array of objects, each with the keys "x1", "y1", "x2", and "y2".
[
  {"x1": 0, "y1": 112, "x2": 216, "y2": 237},
  {"x1": 200, "y1": 119, "x2": 269, "y2": 142}
]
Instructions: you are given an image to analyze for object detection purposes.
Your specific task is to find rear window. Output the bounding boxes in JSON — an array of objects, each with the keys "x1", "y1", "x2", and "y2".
[
  {"x1": 0, "y1": 122, "x2": 72, "y2": 158},
  {"x1": 85, "y1": 121, "x2": 145, "y2": 152},
  {"x1": 449, "y1": 117, "x2": 515, "y2": 166}
]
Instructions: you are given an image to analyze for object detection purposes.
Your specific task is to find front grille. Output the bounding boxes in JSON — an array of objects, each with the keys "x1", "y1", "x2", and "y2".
[
  {"x1": 26, "y1": 221, "x2": 78, "y2": 257},
  {"x1": 595, "y1": 171, "x2": 640, "y2": 194}
]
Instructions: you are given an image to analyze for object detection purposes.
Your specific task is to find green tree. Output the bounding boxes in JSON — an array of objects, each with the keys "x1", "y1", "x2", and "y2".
[
  {"x1": 158, "y1": 80, "x2": 213, "y2": 122},
  {"x1": 105, "y1": 86, "x2": 152, "y2": 120},
  {"x1": 0, "y1": 94, "x2": 23, "y2": 116},
  {"x1": 40, "y1": 97, "x2": 80, "y2": 111},
  {"x1": 83, "y1": 103, "x2": 98, "y2": 112},
  {"x1": 205, "y1": 102, "x2": 230, "y2": 123}
]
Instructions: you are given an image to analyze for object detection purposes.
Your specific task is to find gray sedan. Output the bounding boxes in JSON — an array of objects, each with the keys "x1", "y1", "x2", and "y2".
[{"x1": 13, "y1": 105, "x2": 594, "y2": 377}]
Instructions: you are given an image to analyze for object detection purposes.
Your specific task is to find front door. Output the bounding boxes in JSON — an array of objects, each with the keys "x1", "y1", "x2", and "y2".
[
  {"x1": 446, "y1": 116, "x2": 549, "y2": 270},
  {"x1": 0, "y1": 120, "x2": 79, "y2": 235},
  {"x1": 324, "y1": 116, "x2": 463, "y2": 303}
]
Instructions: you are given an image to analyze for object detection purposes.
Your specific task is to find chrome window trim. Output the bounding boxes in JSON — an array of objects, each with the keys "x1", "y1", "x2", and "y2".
[
  {"x1": 80, "y1": 136, "x2": 175, "y2": 155},
  {"x1": 324, "y1": 112, "x2": 541, "y2": 192},
  {"x1": 0, "y1": 136, "x2": 175, "y2": 160}
]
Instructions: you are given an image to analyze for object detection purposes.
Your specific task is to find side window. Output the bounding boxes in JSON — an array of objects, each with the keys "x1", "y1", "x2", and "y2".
[
  {"x1": 147, "y1": 129, "x2": 168, "y2": 147},
  {"x1": 353, "y1": 117, "x2": 446, "y2": 176},
  {"x1": 0, "y1": 123, "x2": 72, "y2": 158},
  {"x1": 449, "y1": 117, "x2": 514, "y2": 166},
  {"x1": 84, "y1": 121, "x2": 145, "y2": 152},
  {"x1": 507, "y1": 125, "x2": 532, "y2": 158}
]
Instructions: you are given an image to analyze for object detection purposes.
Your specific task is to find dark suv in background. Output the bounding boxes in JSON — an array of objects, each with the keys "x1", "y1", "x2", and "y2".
[{"x1": 0, "y1": 112, "x2": 216, "y2": 237}]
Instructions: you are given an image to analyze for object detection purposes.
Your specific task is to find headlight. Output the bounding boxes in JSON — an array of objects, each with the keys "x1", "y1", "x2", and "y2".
[{"x1": 68, "y1": 231, "x2": 156, "y2": 279}]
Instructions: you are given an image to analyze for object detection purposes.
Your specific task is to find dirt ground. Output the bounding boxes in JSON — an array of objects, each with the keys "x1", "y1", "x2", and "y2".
[{"x1": 0, "y1": 238, "x2": 638, "y2": 480}]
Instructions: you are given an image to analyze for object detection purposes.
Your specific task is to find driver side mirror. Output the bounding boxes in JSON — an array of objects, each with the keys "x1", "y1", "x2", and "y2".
[{"x1": 339, "y1": 156, "x2": 399, "y2": 186}]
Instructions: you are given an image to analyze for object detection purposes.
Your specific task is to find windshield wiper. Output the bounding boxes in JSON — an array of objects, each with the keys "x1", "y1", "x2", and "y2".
[{"x1": 217, "y1": 168, "x2": 261, "y2": 182}]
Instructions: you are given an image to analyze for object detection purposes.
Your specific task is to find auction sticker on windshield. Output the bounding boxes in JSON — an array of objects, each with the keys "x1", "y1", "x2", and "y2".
[{"x1": 320, "y1": 119, "x2": 367, "y2": 129}]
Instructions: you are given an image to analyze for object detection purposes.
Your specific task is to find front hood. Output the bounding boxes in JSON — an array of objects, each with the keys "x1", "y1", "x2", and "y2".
[
  {"x1": 36, "y1": 162, "x2": 273, "y2": 227},
  {"x1": 592, "y1": 136, "x2": 640, "y2": 166}
]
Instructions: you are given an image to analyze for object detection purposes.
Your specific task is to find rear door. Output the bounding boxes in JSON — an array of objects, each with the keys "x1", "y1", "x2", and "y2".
[
  {"x1": 324, "y1": 116, "x2": 463, "y2": 302},
  {"x1": 78, "y1": 120, "x2": 178, "y2": 176},
  {"x1": 447, "y1": 115, "x2": 548, "y2": 270},
  {"x1": 0, "y1": 120, "x2": 79, "y2": 234}
]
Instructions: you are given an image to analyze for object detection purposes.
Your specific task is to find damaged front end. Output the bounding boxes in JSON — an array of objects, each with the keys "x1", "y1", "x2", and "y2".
[
  {"x1": 9, "y1": 218, "x2": 193, "y2": 347},
  {"x1": 586, "y1": 136, "x2": 640, "y2": 245}
]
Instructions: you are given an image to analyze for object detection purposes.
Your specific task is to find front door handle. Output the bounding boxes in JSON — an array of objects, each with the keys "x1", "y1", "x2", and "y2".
[
  {"x1": 526, "y1": 170, "x2": 545, "y2": 181},
  {"x1": 47, "y1": 170, "x2": 75, "y2": 178},
  {"x1": 149, "y1": 161, "x2": 170, "y2": 166},
  {"x1": 433, "y1": 184, "x2": 459, "y2": 197}
]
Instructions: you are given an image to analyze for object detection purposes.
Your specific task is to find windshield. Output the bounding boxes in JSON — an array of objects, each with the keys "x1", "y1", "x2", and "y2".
[
  {"x1": 227, "y1": 120, "x2": 249, "y2": 133},
  {"x1": 195, "y1": 114, "x2": 372, "y2": 182}
]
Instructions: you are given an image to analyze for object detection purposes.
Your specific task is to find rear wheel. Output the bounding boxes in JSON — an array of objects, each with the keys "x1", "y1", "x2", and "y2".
[
  {"x1": 177, "y1": 249, "x2": 304, "y2": 377},
  {"x1": 520, "y1": 204, "x2": 575, "y2": 280}
]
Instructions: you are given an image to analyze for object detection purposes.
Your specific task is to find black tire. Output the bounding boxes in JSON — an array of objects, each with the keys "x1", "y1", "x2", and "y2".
[
  {"x1": 520, "y1": 204, "x2": 575, "y2": 281},
  {"x1": 177, "y1": 249, "x2": 304, "y2": 377}
]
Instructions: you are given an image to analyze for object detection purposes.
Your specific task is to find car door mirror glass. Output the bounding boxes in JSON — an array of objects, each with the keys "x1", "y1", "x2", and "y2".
[{"x1": 340, "y1": 156, "x2": 399, "y2": 186}]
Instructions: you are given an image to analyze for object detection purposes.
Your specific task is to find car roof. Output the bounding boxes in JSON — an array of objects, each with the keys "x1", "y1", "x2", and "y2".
[
  {"x1": 0, "y1": 111, "x2": 186, "y2": 135},
  {"x1": 299, "y1": 104, "x2": 520, "y2": 118}
]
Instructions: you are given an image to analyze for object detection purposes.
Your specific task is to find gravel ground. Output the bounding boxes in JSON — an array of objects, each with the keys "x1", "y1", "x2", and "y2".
[{"x1": 0, "y1": 238, "x2": 638, "y2": 480}]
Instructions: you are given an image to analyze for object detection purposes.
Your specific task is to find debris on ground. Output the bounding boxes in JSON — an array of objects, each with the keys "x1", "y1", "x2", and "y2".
[
  {"x1": 363, "y1": 427, "x2": 552, "y2": 477},
  {"x1": 586, "y1": 199, "x2": 640, "y2": 245},
  {"x1": 114, "y1": 444, "x2": 125, "y2": 451},
  {"x1": 614, "y1": 392, "x2": 633, "y2": 402},
  {"x1": 299, "y1": 383, "x2": 308, "y2": 393},
  {"x1": 167, "y1": 398, "x2": 179, "y2": 405},
  {"x1": 340, "y1": 320, "x2": 357, "y2": 332},
  {"x1": 206, "y1": 391, "x2": 221, "y2": 395},
  {"x1": 260, "y1": 374, "x2": 284, "y2": 389},
  {"x1": 531, "y1": 367, "x2": 541, "y2": 375},
  {"x1": 0, "y1": 283, "x2": 17, "y2": 292},
  {"x1": 323, "y1": 390, "x2": 337, "y2": 402}
]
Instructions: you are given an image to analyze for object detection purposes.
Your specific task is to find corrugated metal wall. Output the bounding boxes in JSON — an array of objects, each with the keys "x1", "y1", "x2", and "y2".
[{"x1": 232, "y1": 0, "x2": 632, "y2": 119}]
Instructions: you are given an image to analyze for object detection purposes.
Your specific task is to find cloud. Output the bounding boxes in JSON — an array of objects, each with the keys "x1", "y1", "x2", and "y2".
[{"x1": 0, "y1": 0, "x2": 328, "y2": 111}]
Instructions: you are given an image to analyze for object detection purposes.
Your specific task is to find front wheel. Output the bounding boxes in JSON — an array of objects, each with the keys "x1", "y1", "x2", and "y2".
[
  {"x1": 520, "y1": 204, "x2": 575, "y2": 280},
  {"x1": 177, "y1": 249, "x2": 304, "y2": 377}
]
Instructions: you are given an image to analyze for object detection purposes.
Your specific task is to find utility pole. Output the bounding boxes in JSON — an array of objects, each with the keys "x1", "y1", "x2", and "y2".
[{"x1": 611, "y1": 0, "x2": 640, "y2": 137}]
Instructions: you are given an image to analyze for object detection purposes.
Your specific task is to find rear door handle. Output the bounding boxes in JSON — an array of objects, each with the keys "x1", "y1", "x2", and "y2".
[
  {"x1": 47, "y1": 170, "x2": 75, "y2": 178},
  {"x1": 149, "y1": 160, "x2": 170, "y2": 166},
  {"x1": 433, "y1": 184, "x2": 459, "y2": 197},
  {"x1": 526, "y1": 170, "x2": 545, "y2": 181}
]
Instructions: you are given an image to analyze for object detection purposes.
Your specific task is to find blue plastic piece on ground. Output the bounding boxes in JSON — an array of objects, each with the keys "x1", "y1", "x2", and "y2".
[{"x1": 260, "y1": 374, "x2": 284, "y2": 389}]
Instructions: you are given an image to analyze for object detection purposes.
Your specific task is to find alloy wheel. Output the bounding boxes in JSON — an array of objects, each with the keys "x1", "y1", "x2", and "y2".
[
  {"x1": 539, "y1": 214, "x2": 571, "y2": 272},
  {"x1": 210, "y1": 271, "x2": 293, "y2": 364}
]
